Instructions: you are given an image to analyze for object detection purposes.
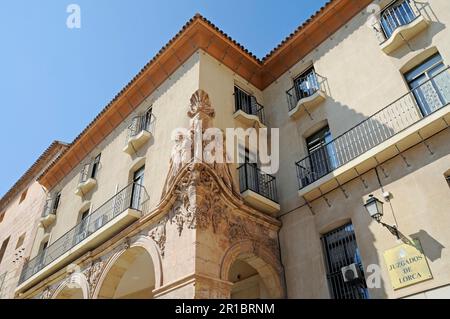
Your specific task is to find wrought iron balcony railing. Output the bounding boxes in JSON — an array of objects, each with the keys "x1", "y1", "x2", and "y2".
[
  {"x1": 377, "y1": 0, "x2": 420, "y2": 41},
  {"x1": 19, "y1": 182, "x2": 148, "y2": 285},
  {"x1": 234, "y1": 86, "x2": 266, "y2": 125},
  {"x1": 79, "y1": 162, "x2": 93, "y2": 184},
  {"x1": 238, "y1": 163, "x2": 278, "y2": 203},
  {"x1": 286, "y1": 70, "x2": 326, "y2": 112},
  {"x1": 126, "y1": 113, "x2": 155, "y2": 141},
  {"x1": 41, "y1": 199, "x2": 56, "y2": 218},
  {"x1": 296, "y1": 66, "x2": 450, "y2": 190}
]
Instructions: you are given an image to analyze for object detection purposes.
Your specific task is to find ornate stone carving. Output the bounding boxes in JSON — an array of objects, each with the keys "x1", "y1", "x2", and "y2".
[
  {"x1": 40, "y1": 286, "x2": 53, "y2": 299},
  {"x1": 162, "y1": 89, "x2": 239, "y2": 198},
  {"x1": 227, "y1": 216, "x2": 279, "y2": 258},
  {"x1": 150, "y1": 218, "x2": 167, "y2": 256},
  {"x1": 188, "y1": 89, "x2": 215, "y2": 120},
  {"x1": 86, "y1": 259, "x2": 105, "y2": 296},
  {"x1": 168, "y1": 163, "x2": 231, "y2": 235},
  {"x1": 228, "y1": 217, "x2": 251, "y2": 243}
]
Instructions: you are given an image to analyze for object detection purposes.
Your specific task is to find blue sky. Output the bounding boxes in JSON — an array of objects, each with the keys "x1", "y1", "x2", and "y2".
[{"x1": 0, "y1": 0, "x2": 328, "y2": 196}]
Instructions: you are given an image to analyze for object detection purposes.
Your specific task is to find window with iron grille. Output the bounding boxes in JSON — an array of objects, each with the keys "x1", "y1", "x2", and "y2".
[{"x1": 321, "y1": 223, "x2": 369, "y2": 299}]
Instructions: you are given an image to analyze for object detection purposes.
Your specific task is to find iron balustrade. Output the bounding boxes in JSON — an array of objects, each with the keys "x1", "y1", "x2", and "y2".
[
  {"x1": 238, "y1": 163, "x2": 278, "y2": 203},
  {"x1": 126, "y1": 113, "x2": 156, "y2": 141},
  {"x1": 234, "y1": 86, "x2": 266, "y2": 124},
  {"x1": 376, "y1": 0, "x2": 420, "y2": 42},
  {"x1": 296, "y1": 66, "x2": 450, "y2": 190},
  {"x1": 286, "y1": 70, "x2": 326, "y2": 112},
  {"x1": 19, "y1": 182, "x2": 148, "y2": 285},
  {"x1": 79, "y1": 162, "x2": 92, "y2": 184},
  {"x1": 41, "y1": 199, "x2": 56, "y2": 218}
]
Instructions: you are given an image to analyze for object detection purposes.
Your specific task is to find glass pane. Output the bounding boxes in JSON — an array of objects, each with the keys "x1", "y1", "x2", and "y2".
[
  {"x1": 432, "y1": 69, "x2": 450, "y2": 105},
  {"x1": 405, "y1": 54, "x2": 444, "y2": 82}
]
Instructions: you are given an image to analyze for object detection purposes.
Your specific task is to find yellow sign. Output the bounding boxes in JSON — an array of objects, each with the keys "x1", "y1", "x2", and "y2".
[{"x1": 384, "y1": 241, "x2": 433, "y2": 290}]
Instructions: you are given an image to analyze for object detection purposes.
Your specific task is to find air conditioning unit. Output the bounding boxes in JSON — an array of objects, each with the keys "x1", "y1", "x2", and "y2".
[{"x1": 341, "y1": 263, "x2": 362, "y2": 283}]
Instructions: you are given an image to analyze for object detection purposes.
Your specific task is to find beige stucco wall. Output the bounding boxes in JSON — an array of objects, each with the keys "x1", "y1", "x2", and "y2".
[
  {"x1": 265, "y1": 0, "x2": 450, "y2": 299},
  {"x1": 0, "y1": 180, "x2": 46, "y2": 298},
  {"x1": 0, "y1": 145, "x2": 65, "y2": 299}
]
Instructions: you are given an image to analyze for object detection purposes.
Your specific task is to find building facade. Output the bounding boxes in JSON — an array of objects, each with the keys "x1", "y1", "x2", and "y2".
[
  {"x1": 0, "y1": 142, "x2": 68, "y2": 299},
  {"x1": 6, "y1": 0, "x2": 450, "y2": 299}
]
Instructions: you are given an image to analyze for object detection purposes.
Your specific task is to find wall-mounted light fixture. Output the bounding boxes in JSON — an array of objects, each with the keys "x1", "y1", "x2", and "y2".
[{"x1": 364, "y1": 194, "x2": 400, "y2": 240}]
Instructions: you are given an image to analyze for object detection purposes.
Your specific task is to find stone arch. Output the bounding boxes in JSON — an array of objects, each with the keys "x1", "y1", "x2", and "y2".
[
  {"x1": 220, "y1": 240, "x2": 284, "y2": 299},
  {"x1": 51, "y1": 273, "x2": 90, "y2": 299},
  {"x1": 92, "y1": 236, "x2": 162, "y2": 299}
]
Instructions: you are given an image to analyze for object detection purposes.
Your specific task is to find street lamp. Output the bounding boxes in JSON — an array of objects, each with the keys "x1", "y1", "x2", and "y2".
[
  {"x1": 364, "y1": 194, "x2": 384, "y2": 222},
  {"x1": 364, "y1": 194, "x2": 400, "y2": 240}
]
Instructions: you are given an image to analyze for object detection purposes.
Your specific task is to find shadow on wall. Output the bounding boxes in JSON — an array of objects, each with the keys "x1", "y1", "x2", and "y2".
[{"x1": 409, "y1": 229, "x2": 445, "y2": 262}]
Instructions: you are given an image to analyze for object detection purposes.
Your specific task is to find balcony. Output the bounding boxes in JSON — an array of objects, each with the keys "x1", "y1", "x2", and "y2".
[
  {"x1": 238, "y1": 163, "x2": 280, "y2": 215},
  {"x1": 123, "y1": 114, "x2": 155, "y2": 155},
  {"x1": 375, "y1": 0, "x2": 429, "y2": 54},
  {"x1": 233, "y1": 86, "x2": 266, "y2": 129},
  {"x1": 287, "y1": 71, "x2": 326, "y2": 118},
  {"x1": 74, "y1": 163, "x2": 97, "y2": 197},
  {"x1": 296, "y1": 67, "x2": 450, "y2": 200},
  {"x1": 40, "y1": 199, "x2": 57, "y2": 228},
  {"x1": 16, "y1": 183, "x2": 148, "y2": 293}
]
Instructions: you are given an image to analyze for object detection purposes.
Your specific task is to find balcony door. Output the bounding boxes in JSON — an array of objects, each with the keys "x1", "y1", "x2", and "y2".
[
  {"x1": 406, "y1": 53, "x2": 450, "y2": 116},
  {"x1": 131, "y1": 166, "x2": 145, "y2": 210},
  {"x1": 75, "y1": 210, "x2": 90, "y2": 245},
  {"x1": 141, "y1": 108, "x2": 153, "y2": 132},
  {"x1": 306, "y1": 126, "x2": 337, "y2": 181},
  {"x1": 294, "y1": 67, "x2": 320, "y2": 101},
  {"x1": 380, "y1": 0, "x2": 416, "y2": 39}
]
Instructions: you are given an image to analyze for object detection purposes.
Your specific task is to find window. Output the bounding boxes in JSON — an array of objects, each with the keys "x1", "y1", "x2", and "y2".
[
  {"x1": 15, "y1": 233, "x2": 26, "y2": 249},
  {"x1": 0, "y1": 212, "x2": 5, "y2": 223},
  {"x1": 142, "y1": 108, "x2": 153, "y2": 131},
  {"x1": 0, "y1": 237, "x2": 11, "y2": 265},
  {"x1": 293, "y1": 67, "x2": 320, "y2": 100},
  {"x1": 40, "y1": 240, "x2": 48, "y2": 253},
  {"x1": 75, "y1": 210, "x2": 90, "y2": 245},
  {"x1": 90, "y1": 154, "x2": 101, "y2": 179},
  {"x1": 405, "y1": 53, "x2": 450, "y2": 116},
  {"x1": 37, "y1": 240, "x2": 48, "y2": 266},
  {"x1": 19, "y1": 188, "x2": 28, "y2": 204},
  {"x1": 321, "y1": 223, "x2": 369, "y2": 299},
  {"x1": 306, "y1": 126, "x2": 337, "y2": 181},
  {"x1": 52, "y1": 192, "x2": 61, "y2": 215},
  {"x1": 445, "y1": 170, "x2": 450, "y2": 187},
  {"x1": 234, "y1": 86, "x2": 253, "y2": 114},
  {"x1": 131, "y1": 166, "x2": 145, "y2": 210}
]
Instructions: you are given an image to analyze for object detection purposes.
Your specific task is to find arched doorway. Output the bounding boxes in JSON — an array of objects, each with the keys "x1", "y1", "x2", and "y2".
[
  {"x1": 228, "y1": 260, "x2": 270, "y2": 299},
  {"x1": 95, "y1": 246, "x2": 156, "y2": 299},
  {"x1": 54, "y1": 286, "x2": 84, "y2": 299},
  {"x1": 52, "y1": 277, "x2": 89, "y2": 299},
  {"x1": 221, "y1": 241, "x2": 284, "y2": 299}
]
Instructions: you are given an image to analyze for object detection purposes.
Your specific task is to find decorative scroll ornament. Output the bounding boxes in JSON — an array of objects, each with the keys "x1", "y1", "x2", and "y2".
[
  {"x1": 149, "y1": 218, "x2": 168, "y2": 256},
  {"x1": 41, "y1": 286, "x2": 53, "y2": 299},
  {"x1": 228, "y1": 216, "x2": 279, "y2": 258},
  {"x1": 86, "y1": 259, "x2": 105, "y2": 295}
]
